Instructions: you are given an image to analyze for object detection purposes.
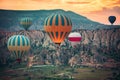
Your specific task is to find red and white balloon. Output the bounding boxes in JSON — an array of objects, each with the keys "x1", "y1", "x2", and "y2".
[{"x1": 68, "y1": 32, "x2": 82, "y2": 47}]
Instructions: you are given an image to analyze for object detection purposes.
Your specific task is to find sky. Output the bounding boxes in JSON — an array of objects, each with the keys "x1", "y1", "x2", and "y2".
[{"x1": 0, "y1": 0, "x2": 120, "y2": 25}]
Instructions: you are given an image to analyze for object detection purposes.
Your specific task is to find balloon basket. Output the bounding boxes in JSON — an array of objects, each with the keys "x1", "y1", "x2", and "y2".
[{"x1": 16, "y1": 59, "x2": 21, "y2": 64}]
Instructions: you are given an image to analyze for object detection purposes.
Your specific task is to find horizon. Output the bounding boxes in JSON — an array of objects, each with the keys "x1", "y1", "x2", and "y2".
[
  {"x1": 0, "y1": 0, "x2": 120, "y2": 25},
  {"x1": 0, "y1": 8, "x2": 119, "y2": 25}
]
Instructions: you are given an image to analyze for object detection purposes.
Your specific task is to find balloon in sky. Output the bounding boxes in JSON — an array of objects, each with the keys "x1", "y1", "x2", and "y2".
[
  {"x1": 44, "y1": 14, "x2": 72, "y2": 46},
  {"x1": 20, "y1": 17, "x2": 32, "y2": 30},
  {"x1": 68, "y1": 32, "x2": 82, "y2": 48},
  {"x1": 108, "y1": 16, "x2": 116, "y2": 25},
  {"x1": 7, "y1": 35, "x2": 30, "y2": 63}
]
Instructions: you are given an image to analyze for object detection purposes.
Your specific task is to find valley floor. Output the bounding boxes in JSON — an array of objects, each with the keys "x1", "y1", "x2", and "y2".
[{"x1": 0, "y1": 64, "x2": 119, "y2": 80}]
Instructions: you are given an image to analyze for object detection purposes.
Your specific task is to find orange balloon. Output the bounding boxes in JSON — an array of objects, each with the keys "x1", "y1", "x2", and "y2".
[{"x1": 44, "y1": 14, "x2": 72, "y2": 45}]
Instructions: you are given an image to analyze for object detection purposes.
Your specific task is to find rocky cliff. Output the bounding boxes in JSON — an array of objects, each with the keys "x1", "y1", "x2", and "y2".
[{"x1": 0, "y1": 28, "x2": 120, "y2": 67}]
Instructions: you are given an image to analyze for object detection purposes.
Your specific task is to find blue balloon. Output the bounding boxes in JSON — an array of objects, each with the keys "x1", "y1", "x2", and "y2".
[{"x1": 108, "y1": 16, "x2": 116, "y2": 24}]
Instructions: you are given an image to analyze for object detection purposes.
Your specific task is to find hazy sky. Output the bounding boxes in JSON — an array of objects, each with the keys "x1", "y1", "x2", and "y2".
[{"x1": 0, "y1": 0, "x2": 120, "y2": 25}]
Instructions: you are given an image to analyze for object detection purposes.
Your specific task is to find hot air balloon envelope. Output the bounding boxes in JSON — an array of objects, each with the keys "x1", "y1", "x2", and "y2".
[
  {"x1": 68, "y1": 32, "x2": 82, "y2": 47},
  {"x1": 44, "y1": 14, "x2": 72, "y2": 46},
  {"x1": 68, "y1": 32, "x2": 82, "y2": 42},
  {"x1": 20, "y1": 17, "x2": 32, "y2": 30},
  {"x1": 7, "y1": 35, "x2": 30, "y2": 63},
  {"x1": 108, "y1": 16, "x2": 116, "y2": 24}
]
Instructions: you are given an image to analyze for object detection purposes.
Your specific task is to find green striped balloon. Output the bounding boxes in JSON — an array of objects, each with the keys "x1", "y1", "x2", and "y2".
[
  {"x1": 7, "y1": 35, "x2": 30, "y2": 63},
  {"x1": 20, "y1": 17, "x2": 32, "y2": 30}
]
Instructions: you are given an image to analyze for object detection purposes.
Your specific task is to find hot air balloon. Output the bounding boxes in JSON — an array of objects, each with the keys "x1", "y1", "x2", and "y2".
[
  {"x1": 68, "y1": 32, "x2": 82, "y2": 48},
  {"x1": 20, "y1": 17, "x2": 32, "y2": 30},
  {"x1": 7, "y1": 35, "x2": 30, "y2": 64},
  {"x1": 108, "y1": 16, "x2": 116, "y2": 25},
  {"x1": 44, "y1": 14, "x2": 72, "y2": 46}
]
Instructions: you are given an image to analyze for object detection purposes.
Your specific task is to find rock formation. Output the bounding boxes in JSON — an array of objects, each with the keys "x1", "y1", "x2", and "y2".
[{"x1": 0, "y1": 28, "x2": 120, "y2": 67}]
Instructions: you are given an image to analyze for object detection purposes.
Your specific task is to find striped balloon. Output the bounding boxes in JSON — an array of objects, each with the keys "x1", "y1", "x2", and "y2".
[
  {"x1": 44, "y1": 14, "x2": 72, "y2": 46},
  {"x1": 7, "y1": 35, "x2": 30, "y2": 63},
  {"x1": 68, "y1": 32, "x2": 82, "y2": 48},
  {"x1": 20, "y1": 17, "x2": 32, "y2": 30}
]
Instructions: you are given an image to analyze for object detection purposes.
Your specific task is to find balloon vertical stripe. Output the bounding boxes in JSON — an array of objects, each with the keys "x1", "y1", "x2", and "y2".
[
  {"x1": 21, "y1": 36, "x2": 25, "y2": 46},
  {"x1": 61, "y1": 15, "x2": 65, "y2": 26},
  {"x1": 65, "y1": 16, "x2": 69, "y2": 25},
  {"x1": 50, "y1": 15, "x2": 54, "y2": 26},
  {"x1": 17, "y1": 36, "x2": 20, "y2": 46}
]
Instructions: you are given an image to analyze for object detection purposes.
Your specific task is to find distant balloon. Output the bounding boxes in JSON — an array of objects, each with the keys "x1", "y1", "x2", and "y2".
[
  {"x1": 68, "y1": 32, "x2": 82, "y2": 48},
  {"x1": 20, "y1": 17, "x2": 32, "y2": 30},
  {"x1": 108, "y1": 16, "x2": 116, "y2": 25},
  {"x1": 44, "y1": 14, "x2": 72, "y2": 46},
  {"x1": 7, "y1": 35, "x2": 30, "y2": 63}
]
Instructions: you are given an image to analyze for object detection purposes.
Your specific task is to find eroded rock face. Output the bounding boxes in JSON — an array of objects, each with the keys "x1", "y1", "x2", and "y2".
[
  {"x1": 0, "y1": 28, "x2": 120, "y2": 66},
  {"x1": 78, "y1": 29, "x2": 120, "y2": 52}
]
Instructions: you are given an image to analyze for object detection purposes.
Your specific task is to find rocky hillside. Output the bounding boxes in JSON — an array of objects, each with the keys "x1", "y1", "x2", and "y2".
[
  {"x1": 1, "y1": 9, "x2": 118, "y2": 31},
  {"x1": 0, "y1": 28, "x2": 120, "y2": 67}
]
